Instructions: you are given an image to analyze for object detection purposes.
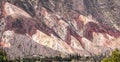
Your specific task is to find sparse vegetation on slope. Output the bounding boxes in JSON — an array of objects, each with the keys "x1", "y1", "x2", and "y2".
[
  {"x1": 0, "y1": 48, "x2": 8, "y2": 62},
  {"x1": 102, "y1": 49, "x2": 120, "y2": 62}
]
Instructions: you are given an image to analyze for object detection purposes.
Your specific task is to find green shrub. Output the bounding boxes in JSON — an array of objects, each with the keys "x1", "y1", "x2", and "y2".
[
  {"x1": 102, "y1": 49, "x2": 120, "y2": 62},
  {"x1": 0, "y1": 49, "x2": 8, "y2": 62}
]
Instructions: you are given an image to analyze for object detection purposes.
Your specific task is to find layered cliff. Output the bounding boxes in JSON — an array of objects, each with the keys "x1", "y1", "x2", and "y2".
[{"x1": 0, "y1": 0, "x2": 120, "y2": 59}]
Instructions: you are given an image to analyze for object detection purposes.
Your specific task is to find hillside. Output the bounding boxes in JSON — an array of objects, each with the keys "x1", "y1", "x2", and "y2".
[{"x1": 0, "y1": 0, "x2": 120, "y2": 60}]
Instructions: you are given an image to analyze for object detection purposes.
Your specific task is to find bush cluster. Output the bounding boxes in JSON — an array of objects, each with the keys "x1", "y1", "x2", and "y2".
[
  {"x1": 102, "y1": 49, "x2": 120, "y2": 62},
  {"x1": 0, "y1": 49, "x2": 8, "y2": 62}
]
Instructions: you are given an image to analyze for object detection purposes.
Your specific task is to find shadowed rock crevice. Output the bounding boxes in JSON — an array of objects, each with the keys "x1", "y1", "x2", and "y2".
[
  {"x1": 4, "y1": 16, "x2": 36, "y2": 36},
  {"x1": 14, "y1": 0, "x2": 36, "y2": 17}
]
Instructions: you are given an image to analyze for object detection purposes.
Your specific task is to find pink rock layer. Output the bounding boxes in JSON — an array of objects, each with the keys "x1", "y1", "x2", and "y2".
[{"x1": 0, "y1": 1, "x2": 120, "y2": 59}]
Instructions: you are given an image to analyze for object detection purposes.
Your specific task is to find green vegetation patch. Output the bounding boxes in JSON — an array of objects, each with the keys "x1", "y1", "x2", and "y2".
[
  {"x1": 102, "y1": 49, "x2": 120, "y2": 62},
  {"x1": 0, "y1": 48, "x2": 8, "y2": 62}
]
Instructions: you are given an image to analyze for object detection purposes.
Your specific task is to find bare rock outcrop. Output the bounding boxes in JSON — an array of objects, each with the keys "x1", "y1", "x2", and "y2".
[{"x1": 0, "y1": 0, "x2": 120, "y2": 59}]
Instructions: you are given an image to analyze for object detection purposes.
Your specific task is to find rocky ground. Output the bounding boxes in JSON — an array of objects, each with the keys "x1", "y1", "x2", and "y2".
[{"x1": 0, "y1": 0, "x2": 120, "y2": 60}]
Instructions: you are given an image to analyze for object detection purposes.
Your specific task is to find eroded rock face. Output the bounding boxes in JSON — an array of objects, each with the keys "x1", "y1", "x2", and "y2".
[{"x1": 0, "y1": 0, "x2": 120, "y2": 59}]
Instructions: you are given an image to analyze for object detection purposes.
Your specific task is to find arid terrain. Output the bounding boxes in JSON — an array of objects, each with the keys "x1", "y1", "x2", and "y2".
[{"x1": 0, "y1": 0, "x2": 120, "y2": 61}]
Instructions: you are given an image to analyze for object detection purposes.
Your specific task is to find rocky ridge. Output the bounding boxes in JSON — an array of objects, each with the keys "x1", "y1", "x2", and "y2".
[{"x1": 0, "y1": 0, "x2": 120, "y2": 59}]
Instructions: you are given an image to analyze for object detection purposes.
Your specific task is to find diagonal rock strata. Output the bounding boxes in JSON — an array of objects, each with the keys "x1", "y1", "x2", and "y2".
[{"x1": 0, "y1": 0, "x2": 120, "y2": 59}]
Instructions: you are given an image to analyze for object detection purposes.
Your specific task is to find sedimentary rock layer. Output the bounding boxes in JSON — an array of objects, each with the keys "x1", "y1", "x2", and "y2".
[{"x1": 0, "y1": 0, "x2": 120, "y2": 59}]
